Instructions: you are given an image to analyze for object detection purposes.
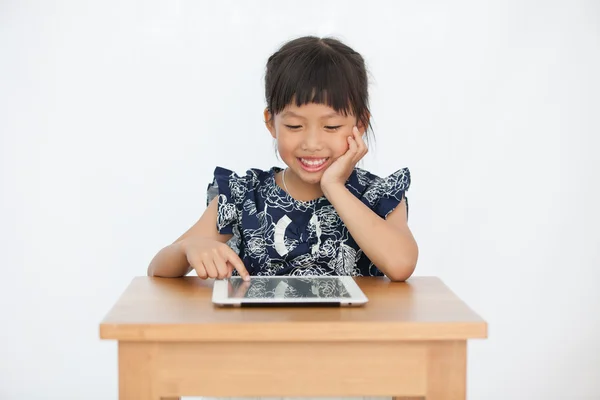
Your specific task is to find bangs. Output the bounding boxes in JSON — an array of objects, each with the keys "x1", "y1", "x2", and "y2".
[{"x1": 266, "y1": 47, "x2": 366, "y2": 119}]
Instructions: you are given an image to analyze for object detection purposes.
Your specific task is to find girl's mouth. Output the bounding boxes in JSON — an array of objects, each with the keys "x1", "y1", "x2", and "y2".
[{"x1": 297, "y1": 157, "x2": 329, "y2": 172}]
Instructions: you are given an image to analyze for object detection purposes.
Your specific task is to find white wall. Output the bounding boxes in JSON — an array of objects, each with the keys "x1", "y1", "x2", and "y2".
[{"x1": 1, "y1": 0, "x2": 599, "y2": 399}]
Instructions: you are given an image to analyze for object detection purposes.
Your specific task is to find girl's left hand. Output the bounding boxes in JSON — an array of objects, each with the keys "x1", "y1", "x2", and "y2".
[{"x1": 320, "y1": 126, "x2": 368, "y2": 191}]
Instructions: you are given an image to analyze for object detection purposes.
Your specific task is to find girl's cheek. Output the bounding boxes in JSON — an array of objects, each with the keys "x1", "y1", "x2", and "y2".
[{"x1": 333, "y1": 135, "x2": 350, "y2": 157}]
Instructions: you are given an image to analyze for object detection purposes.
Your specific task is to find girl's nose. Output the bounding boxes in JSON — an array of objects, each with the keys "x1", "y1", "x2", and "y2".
[{"x1": 301, "y1": 128, "x2": 324, "y2": 151}]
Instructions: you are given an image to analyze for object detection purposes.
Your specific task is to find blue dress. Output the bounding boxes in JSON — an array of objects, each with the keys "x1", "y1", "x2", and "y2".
[{"x1": 206, "y1": 166, "x2": 411, "y2": 277}]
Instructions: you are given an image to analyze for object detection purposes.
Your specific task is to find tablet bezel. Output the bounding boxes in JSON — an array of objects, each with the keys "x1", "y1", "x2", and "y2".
[{"x1": 212, "y1": 276, "x2": 368, "y2": 307}]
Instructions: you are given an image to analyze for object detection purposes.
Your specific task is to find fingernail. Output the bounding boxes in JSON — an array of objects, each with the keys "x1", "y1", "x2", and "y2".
[{"x1": 244, "y1": 275, "x2": 250, "y2": 281}]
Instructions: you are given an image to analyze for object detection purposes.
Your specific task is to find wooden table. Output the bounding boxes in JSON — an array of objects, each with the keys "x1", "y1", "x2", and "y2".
[{"x1": 100, "y1": 276, "x2": 487, "y2": 400}]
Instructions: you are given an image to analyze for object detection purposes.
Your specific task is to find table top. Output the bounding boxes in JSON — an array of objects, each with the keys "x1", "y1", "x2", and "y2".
[{"x1": 99, "y1": 276, "x2": 487, "y2": 342}]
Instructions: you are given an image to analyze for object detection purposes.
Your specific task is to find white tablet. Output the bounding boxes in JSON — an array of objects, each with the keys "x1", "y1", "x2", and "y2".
[{"x1": 212, "y1": 276, "x2": 368, "y2": 307}]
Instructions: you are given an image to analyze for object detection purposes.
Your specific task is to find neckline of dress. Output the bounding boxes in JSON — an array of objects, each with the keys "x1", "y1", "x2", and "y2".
[{"x1": 270, "y1": 167, "x2": 326, "y2": 207}]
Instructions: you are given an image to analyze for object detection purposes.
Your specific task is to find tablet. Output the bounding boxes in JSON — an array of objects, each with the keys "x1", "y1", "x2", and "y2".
[{"x1": 212, "y1": 276, "x2": 368, "y2": 307}]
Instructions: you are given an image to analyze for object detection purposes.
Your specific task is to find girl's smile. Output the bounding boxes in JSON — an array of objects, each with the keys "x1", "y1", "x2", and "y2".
[{"x1": 297, "y1": 157, "x2": 330, "y2": 172}]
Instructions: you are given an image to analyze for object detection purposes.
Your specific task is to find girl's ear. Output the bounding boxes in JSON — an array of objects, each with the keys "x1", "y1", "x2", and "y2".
[
  {"x1": 264, "y1": 108, "x2": 277, "y2": 138},
  {"x1": 357, "y1": 112, "x2": 370, "y2": 135}
]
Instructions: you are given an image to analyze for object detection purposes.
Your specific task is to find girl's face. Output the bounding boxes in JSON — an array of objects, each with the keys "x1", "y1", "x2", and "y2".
[{"x1": 265, "y1": 102, "x2": 365, "y2": 185}]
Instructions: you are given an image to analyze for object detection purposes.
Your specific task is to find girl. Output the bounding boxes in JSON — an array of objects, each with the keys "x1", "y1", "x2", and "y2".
[{"x1": 148, "y1": 36, "x2": 418, "y2": 282}]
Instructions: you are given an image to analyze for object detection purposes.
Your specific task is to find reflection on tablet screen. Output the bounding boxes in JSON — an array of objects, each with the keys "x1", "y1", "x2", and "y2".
[{"x1": 227, "y1": 277, "x2": 351, "y2": 299}]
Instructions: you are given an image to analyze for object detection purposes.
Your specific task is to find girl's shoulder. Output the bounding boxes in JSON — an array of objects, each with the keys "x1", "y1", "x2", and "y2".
[
  {"x1": 349, "y1": 166, "x2": 412, "y2": 219},
  {"x1": 206, "y1": 166, "x2": 282, "y2": 235},
  {"x1": 350, "y1": 166, "x2": 411, "y2": 195},
  {"x1": 213, "y1": 166, "x2": 275, "y2": 186},
  {"x1": 207, "y1": 166, "x2": 280, "y2": 205}
]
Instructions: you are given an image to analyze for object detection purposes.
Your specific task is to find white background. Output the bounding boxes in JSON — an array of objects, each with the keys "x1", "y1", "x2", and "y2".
[{"x1": 1, "y1": 1, "x2": 599, "y2": 399}]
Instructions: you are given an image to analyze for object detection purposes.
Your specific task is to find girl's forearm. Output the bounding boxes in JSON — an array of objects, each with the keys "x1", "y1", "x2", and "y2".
[
  {"x1": 323, "y1": 184, "x2": 418, "y2": 281},
  {"x1": 147, "y1": 241, "x2": 192, "y2": 277}
]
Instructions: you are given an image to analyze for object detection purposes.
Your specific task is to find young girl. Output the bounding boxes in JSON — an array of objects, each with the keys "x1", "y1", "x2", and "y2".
[{"x1": 148, "y1": 36, "x2": 418, "y2": 282}]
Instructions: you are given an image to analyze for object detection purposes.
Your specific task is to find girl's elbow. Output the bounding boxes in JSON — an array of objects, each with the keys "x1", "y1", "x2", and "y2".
[
  {"x1": 386, "y1": 267, "x2": 415, "y2": 282},
  {"x1": 384, "y1": 256, "x2": 418, "y2": 282}
]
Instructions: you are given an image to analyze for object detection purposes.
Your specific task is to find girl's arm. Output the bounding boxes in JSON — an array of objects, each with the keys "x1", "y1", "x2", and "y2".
[
  {"x1": 147, "y1": 197, "x2": 234, "y2": 277},
  {"x1": 322, "y1": 184, "x2": 418, "y2": 281}
]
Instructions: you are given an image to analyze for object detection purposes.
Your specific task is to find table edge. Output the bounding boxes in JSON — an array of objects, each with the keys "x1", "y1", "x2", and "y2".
[{"x1": 99, "y1": 320, "x2": 488, "y2": 342}]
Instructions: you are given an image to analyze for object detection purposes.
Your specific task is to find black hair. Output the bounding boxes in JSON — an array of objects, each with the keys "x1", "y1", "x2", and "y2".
[{"x1": 264, "y1": 35, "x2": 374, "y2": 144}]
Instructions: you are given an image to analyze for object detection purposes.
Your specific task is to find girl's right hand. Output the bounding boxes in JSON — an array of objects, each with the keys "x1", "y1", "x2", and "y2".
[{"x1": 181, "y1": 236, "x2": 250, "y2": 281}]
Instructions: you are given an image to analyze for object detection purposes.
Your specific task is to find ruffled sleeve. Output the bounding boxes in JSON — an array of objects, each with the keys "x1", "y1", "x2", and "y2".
[
  {"x1": 206, "y1": 167, "x2": 252, "y2": 234},
  {"x1": 352, "y1": 167, "x2": 411, "y2": 219}
]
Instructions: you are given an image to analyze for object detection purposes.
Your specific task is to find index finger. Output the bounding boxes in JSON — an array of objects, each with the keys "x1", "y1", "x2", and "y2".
[
  {"x1": 224, "y1": 248, "x2": 250, "y2": 281},
  {"x1": 233, "y1": 280, "x2": 251, "y2": 298}
]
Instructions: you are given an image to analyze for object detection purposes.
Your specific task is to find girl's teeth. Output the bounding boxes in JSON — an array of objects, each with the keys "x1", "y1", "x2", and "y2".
[{"x1": 301, "y1": 158, "x2": 327, "y2": 166}]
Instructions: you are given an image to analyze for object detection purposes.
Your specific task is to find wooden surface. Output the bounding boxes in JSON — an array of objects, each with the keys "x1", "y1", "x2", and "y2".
[
  {"x1": 147, "y1": 341, "x2": 427, "y2": 396},
  {"x1": 102, "y1": 276, "x2": 483, "y2": 399},
  {"x1": 116, "y1": 338, "x2": 466, "y2": 398},
  {"x1": 100, "y1": 276, "x2": 486, "y2": 342}
]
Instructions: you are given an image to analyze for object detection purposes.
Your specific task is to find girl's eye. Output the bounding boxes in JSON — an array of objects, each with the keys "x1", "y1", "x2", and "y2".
[{"x1": 284, "y1": 125, "x2": 342, "y2": 131}]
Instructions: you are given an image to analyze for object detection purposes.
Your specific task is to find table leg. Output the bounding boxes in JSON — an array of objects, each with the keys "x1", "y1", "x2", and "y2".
[
  {"x1": 119, "y1": 342, "x2": 163, "y2": 400},
  {"x1": 425, "y1": 341, "x2": 467, "y2": 400}
]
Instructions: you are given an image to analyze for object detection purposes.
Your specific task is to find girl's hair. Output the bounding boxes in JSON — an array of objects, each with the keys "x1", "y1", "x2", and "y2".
[{"x1": 264, "y1": 36, "x2": 374, "y2": 144}]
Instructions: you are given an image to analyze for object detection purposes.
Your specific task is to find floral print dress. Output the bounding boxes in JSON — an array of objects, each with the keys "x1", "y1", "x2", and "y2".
[{"x1": 206, "y1": 166, "x2": 411, "y2": 277}]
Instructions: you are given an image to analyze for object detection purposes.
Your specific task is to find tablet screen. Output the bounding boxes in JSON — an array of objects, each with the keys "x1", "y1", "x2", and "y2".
[{"x1": 227, "y1": 276, "x2": 352, "y2": 299}]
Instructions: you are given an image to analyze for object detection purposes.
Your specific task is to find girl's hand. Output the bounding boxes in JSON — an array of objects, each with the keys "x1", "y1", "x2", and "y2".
[
  {"x1": 320, "y1": 126, "x2": 367, "y2": 192},
  {"x1": 181, "y1": 236, "x2": 250, "y2": 281}
]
